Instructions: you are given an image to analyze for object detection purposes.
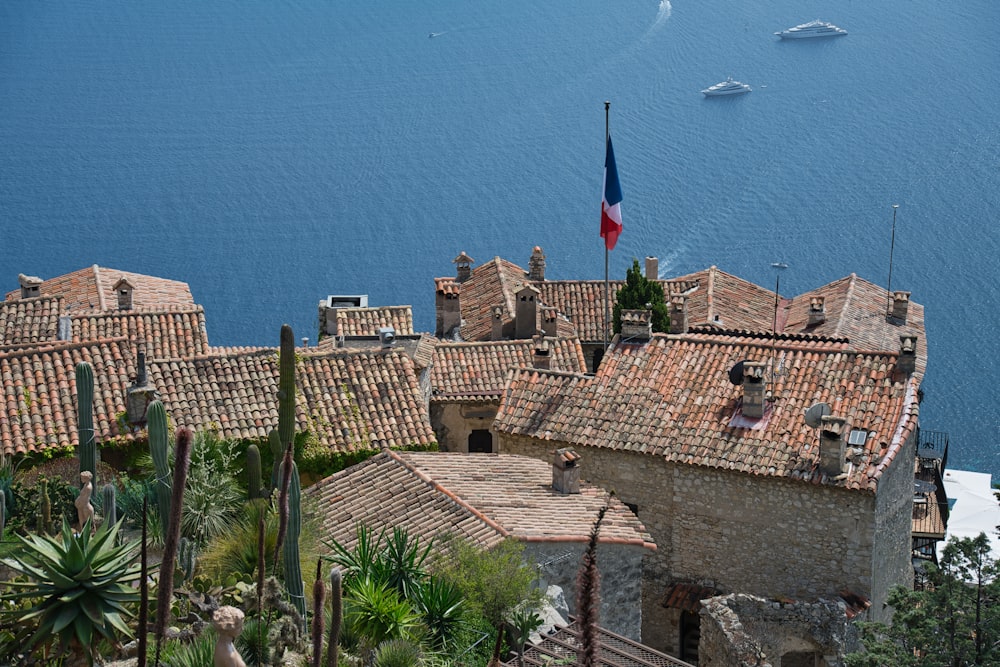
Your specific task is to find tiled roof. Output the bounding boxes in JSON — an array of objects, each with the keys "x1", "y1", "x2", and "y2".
[
  {"x1": 459, "y1": 257, "x2": 532, "y2": 341},
  {"x1": 148, "y1": 347, "x2": 435, "y2": 451},
  {"x1": 430, "y1": 338, "x2": 587, "y2": 402},
  {"x1": 670, "y1": 267, "x2": 779, "y2": 332},
  {"x1": 783, "y1": 274, "x2": 927, "y2": 369},
  {"x1": 6, "y1": 265, "x2": 195, "y2": 313},
  {"x1": 495, "y1": 332, "x2": 920, "y2": 492},
  {"x1": 507, "y1": 621, "x2": 694, "y2": 667},
  {"x1": 307, "y1": 450, "x2": 656, "y2": 554},
  {"x1": 0, "y1": 296, "x2": 63, "y2": 348},
  {"x1": 71, "y1": 307, "x2": 210, "y2": 360},
  {"x1": 0, "y1": 338, "x2": 137, "y2": 456},
  {"x1": 332, "y1": 306, "x2": 415, "y2": 337},
  {"x1": 662, "y1": 582, "x2": 720, "y2": 611}
]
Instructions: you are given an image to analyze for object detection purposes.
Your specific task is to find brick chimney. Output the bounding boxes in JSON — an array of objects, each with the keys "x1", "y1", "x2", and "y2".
[
  {"x1": 621, "y1": 309, "x2": 652, "y2": 341},
  {"x1": 126, "y1": 348, "x2": 158, "y2": 425},
  {"x1": 528, "y1": 246, "x2": 546, "y2": 281},
  {"x1": 454, "y1": 252, "x2": 474, "y2": 283},
  {"x1": 808, "y1": 296, "x2": 826, "y2": 326},
  {"x1": 897, "y1": 335, "x2": 918, "y2": 375},
  {"x1": 435, "y1": 279, "x2": 461, "y2": 338},
  {"x1": 515, "y1": 284, "x2": 540, "y2": 339},
  {"x1": 18, "y1": 273, "x2": 42, "y2": 299},
  {"x1": 742, "y1": 361, "x2": 767, "y2": 419},
  {"x1": 532, "y1": 337, "x2": 551, "y2": 370},
  {"x1": 491, "y1": 306, "x2": 505, "y2": 341},
  {"x1": 552, "y1": 447, "x2": 581, "y2": 494},
  {"x1": 890, "y1": 291, "x2": 910, "y2": 323},
  {"x1": 114, "y1": 277, "x2": 134, "y2": 310},
  {"x1": 645, "y1": 256, "x2": 659, "y2": 280},
  {"x1": 669, "y1": 295, "x2": 688, "y2": 334},
  {"x1": 541, "y1": 306, "x2": 558, "y2": 337},
  {"x1": 819, "y1": 415, "x2": 847, "y2": 477}
]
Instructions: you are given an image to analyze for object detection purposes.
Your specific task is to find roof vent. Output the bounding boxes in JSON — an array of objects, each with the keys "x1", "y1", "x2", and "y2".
[
  {"x1": 378, "y1": 326, "x2": 396, "y2": 348},
  {"x1": 669, "y1": 295, "x2": 688, "y2": 334},
  {"x1": 454, "y1": 251, "x2": 474, "y2": 283},
  {"x1": 18, "y1": 273, "x2": 42, "y2": 299},
  {"x1": 819, "y1": 415, "x2": 847, "y2": 477},
  {"x1": 808, "y1": 296, "x2": 826, "y2": 326},
  {"x1": 532, "y1": 337, "x2": 551, "y2": 370},
  {"x1": 552, "y1": 447, "x2": 581, "y2": 494},
  {"x1": 897, "y1": 335, "x2": 917, "y2": 375},
  {"x1": 113, "y1": 277, "x2": 134, "y2": 310},
  {"x1": 890, "y1": 291, "x2": 910, "y2": 324},
  {"x1": 491, "y1": 305, "x2": 505, "y2": 341},
  {"x1": 621, "y1": 309, "x2": 652, "y2": 341},
  {"x1": 741, "y1": 361, "x2": 767, "y2": 419}
]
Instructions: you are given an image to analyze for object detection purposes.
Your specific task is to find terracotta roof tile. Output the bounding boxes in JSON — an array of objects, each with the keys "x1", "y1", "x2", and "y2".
[
  {"x1": 307, "y1": 450, "x2": 655, "y2": 553},
  {"x1": 495, "y1": 332, "x2": 920, "y2": 492},
  {"x1": 6, "y1": 265, "x2": 195, "y2": 313},
  {"x1": 0, "y1": 296, "x2": 63, "y2": 348},
  {"x1": 459, "y1": 258, "x2": 532, "y2": 341},
  {"x1": 333, "y1": 306, "x2": 415, "y2": 337},
  {"x1": 430, "y1": 338, "x2": 586, "y2": 402},
  {"x1": 71, "y1": 307, "x2": 210, "y2": 359}
]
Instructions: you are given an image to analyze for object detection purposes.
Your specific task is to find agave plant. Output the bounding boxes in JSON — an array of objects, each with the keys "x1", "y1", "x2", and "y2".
[{"x1": 0, "y1": 518, "x2": 141, "y2": 665}]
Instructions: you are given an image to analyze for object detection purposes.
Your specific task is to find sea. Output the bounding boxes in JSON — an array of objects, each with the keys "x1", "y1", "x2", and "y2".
[{"x1": 1, "y1": 0, "x2": 998, "y2": 479}]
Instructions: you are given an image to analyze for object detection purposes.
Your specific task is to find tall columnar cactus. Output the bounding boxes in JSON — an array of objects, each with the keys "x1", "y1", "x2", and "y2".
[
  {"x1": 39, "y1": 479, "x2": 51, "y2": 535},
  {"x1": 76, "y1": 361, "x2": 96, "y2": 489},
  {"x1": 247, "y1": 444, "x2": 262, "y2": 500},
  {"x1": 267, "y1": 430, "x2": 282, "y2": 492},
  {"x1": 154, "y1": 427, "x2": 193, "y2": 666},
  {"x1": 102, "y1": 483, "x2": 117, "y2": 530},
  {"x1": 327, "y1": 567, "x2": 342, "y2": 667},
  {"x1": 278, "y1": 324, "x2": 296, "y2": 452},
  {"x1": 312, "y1": 559, "x2": 325, "y2": 667},
  {"x1": 147, "y1": 400, "x2": 172, "y2": 538},
  {"x1": 282, "y1": 458, "x2": 306, "y2": 624},
  {"x1": 0, "y1": 489, "x2": 6, "y2": 541},
  {"x1": 179, "y1": 537, "x2": 198, "y2": 582}
]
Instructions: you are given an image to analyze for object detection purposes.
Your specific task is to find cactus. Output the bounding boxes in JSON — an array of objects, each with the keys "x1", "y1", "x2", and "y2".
[
  {"x1": 179, "y1": 537, "x2": 197, "y2": 582},
  {"x1": 147, "y1": 400, "x2": 172, "y2": 539},
  {"x1": 76, "y1": 362, "x2": 96, "y2": 489},
  {"x1": 278, "y1": 324, "x2": 296, "y2": 452},
  {"x1": 154, "y1": 427, "x2": 193, "y2": 666},
  {"x1": 312, "y1": 559, "x2": 325, "y2": 667},
  {"x1": 102, "y1": 483, "x2": 117, "y2": 530},
  {"x1": 327, "y1": 567, "x2": 342, "y2": 667},
  {"x1": 39, "y1": 479, "x2": 51, "y2": 535},
  {"x1": 138, "y1": 495, "x2": 149, "y2": 667},
  {"x1": 268, "y1": 429, "x2": 282, "y2": 492},
  {"x1": 0, "y1": 489, "x2": 6, "y2": 541},
  {"x1": 282, "y1": 458, "x2": 306, "y2": 623},
  {"x1": 247, "y1": 444, "x2": 262, "y2": 500}
]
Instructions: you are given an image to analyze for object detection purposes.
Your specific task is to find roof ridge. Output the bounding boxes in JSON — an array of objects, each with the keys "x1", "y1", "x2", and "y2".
[
  {"x1": 0, "y1": 335, "x2": 129, "y2": 360},
  {"x1": 831, "y1": 273, "x2": 858, "y2": 340},
  {"x1": 91, "y1": 265, "x2": 107, "y2": 311},
  {"x1": 387, "y1": 450, "x2": 510, "y2": 539}
]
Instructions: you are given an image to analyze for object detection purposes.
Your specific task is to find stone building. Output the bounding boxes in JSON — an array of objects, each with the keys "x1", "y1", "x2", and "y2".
[
  {"x1": 306, "y1": 449, "x2": 657, "y2": 639},
  {"x1": 491, "y1": 272, "x2": 928, "y2": 662}
]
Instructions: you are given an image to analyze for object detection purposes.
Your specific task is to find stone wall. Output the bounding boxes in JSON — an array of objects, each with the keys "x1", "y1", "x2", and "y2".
[
  {"x1": 430, "y1": 402, "x2": 498, "y2": 452},
  {"x1": 525, "y1": 541, "x2": 647, "y2": 641},
  {"x1": 699, "y1": 593, "x2": 860, "y2": 667},
  {"x1": 870, "y1": 430, "x2": 917, "y2": 621},
  {"x1": 497, "y1": 433, "x2": 900, "y2": 655}
]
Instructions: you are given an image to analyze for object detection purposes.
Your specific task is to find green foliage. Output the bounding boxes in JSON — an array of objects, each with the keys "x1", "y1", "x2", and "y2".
[
  {"x1": 246, "y1": 443, "x2": 263, "y2": 500},
  {"x1": 75, "y1": 361, "x2": 96, "y2": 488},
  {"x1": 283, "y1": 459, "x2": 307, "y2": 621},
  {"x1": 241, "y1": 576, "x2": 306, "y2": 666},
  {"x1": 326, "y1": 525, "x2": 432, "y2": 601},
  {"x1": 344, "y1": 576, "x2": 423, "y2": 650},
  {"x1": 182, "y1": 430, "x2": 244, "y2": 545},
  {"x1": 612, "y1": 258, "x2": 670, "y2": 334},
  {"x1": 374, "y1": 638, "x2": 423, "y2": 667},
  {"x1": 116, "y1": 472, "x2": 156, "y2": 529},
  {"x1": 155, "y1": 628, "x2": 216, "y2": 667},
  {"x1": 846, "y1": 533, "x2": 999, "y2": 667},
  {"x1": 8, "y1": 474, "x2": 77, "y2": 534},
  {"x1": 200, "y1": 499, "x2": 278, "y2": 581},
  {"x1": 411, "y1": 576, "x2": 466, "y2": 652},
  {"x1": 147, "y1": 399, "x2": 173, "y2": 539},
  {"x1": 0, "y1": 518, "x2": 140, "y2": 663}
]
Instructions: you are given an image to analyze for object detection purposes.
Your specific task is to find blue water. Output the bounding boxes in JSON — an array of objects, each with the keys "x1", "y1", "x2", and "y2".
[{"x1": 2, "y1": 0, "x2": 998, "y2": 478}]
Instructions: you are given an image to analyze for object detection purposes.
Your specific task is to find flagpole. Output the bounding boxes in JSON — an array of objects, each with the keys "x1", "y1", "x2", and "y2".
[{"x1": 604, "y1": 100, "x2": 611, "y2": 354}]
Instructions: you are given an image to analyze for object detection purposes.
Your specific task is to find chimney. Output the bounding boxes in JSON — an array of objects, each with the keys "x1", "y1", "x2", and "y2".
[
  {"x1": 621, "y1": 309, "x2": 652, "y2": 341},
  {"x1": 541, "y1": 306, "x2": 558, "y2": 337},
  {"x1": 491, "y1": 306, "x2": 505, "y2": 341},
  {"x1": 532, "y1": 337, "x2": 551, "y2": 370},
  {"x1": 897, "y1": 335, "x2": 917, "y2": 375},
  {"x1": 645, "y1": 256, "x2": 659, "y2": 280},
  {"x1": 808, "y1": 296, "x2": 826, "y2": 326},
  {"x1": 669, "y1": 295, "x2": 688, "y2": 334},
  {"x1": 742, "y1": 361, "x2": 767, "y2": 419},
  {"x1": 528, "y1": 246, "x2": 546, "y2": 281},
  {"x1": 819, "y1": 415, "x2": 847, "y2": 477},
  {"x1": 378, "y1": 326, "x2": 396, "y2": 349},
  {"x1": 890, "y1": 291, "x2": 910, "y2": 323},
  {"x1": 126, "y1": 348, "x2": 158, "y2": 425},
  {"x1": 454, "y1": 251, "x2": 474, "y2": 283},
  {"x1": 114, "y1": 277, "x2": 134, "y2": 310},
  {"x1": 515, "y1": 284, "x2": 540, "y2": 339},
  {"x1": 435, "y1": 279, "x2": 461, "y2": 338},
  {"x1": 552, "y1": 447, "x2": 581, "y2": 494},
  {"x1": 18, "y1": 273, "x2": 42, "y2": 299}
]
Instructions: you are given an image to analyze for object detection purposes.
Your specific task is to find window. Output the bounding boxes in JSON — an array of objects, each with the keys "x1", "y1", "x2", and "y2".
[{"x1": 468, "y1": 429, "x2": 492, "y2": 454}]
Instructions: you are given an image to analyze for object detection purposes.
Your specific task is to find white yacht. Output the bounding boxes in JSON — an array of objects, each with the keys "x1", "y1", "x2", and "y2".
[
  {"x1": 701, "y1": 77, "x2": 751, "y2": 96},
  {"x1": 775, "y1": 20, "x2": 847, "y2": 39}
]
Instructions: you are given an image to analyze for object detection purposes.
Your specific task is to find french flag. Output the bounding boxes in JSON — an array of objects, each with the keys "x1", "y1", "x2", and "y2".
[{"x1": 600, "y1": 135, "x2": 623, "y2": 251}]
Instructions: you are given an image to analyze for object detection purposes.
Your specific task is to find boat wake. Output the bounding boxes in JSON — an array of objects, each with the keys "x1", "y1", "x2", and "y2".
[{"x1": 640, "y1": 0, "x2": 672, "y2": 42}]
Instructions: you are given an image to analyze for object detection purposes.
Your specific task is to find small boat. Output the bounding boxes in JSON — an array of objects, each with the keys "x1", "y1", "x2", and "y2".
[
  {"x1": 701, "y1": 77, "x2": 751, "y2": 96},
  {"x1": 775, "y1": 20, "x2": 847, "y2": 39},
  {"x1": 771, "y1": 262, "x2": 789, "y2": 269}
]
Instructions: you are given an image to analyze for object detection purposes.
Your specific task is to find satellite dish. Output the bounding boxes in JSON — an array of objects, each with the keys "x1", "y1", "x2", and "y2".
[
  {"x1": 728, "y1": 360, "x2": 747, "y2": 385},
  {"x1": 804, "y1": 402, "x2": 832, "y2": 428}
]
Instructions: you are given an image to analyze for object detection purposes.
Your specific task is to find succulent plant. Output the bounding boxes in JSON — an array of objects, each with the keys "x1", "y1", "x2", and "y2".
[
  {"x1": 327, "y1": 567, "x2": 342, "y2": 667},
  {"x1": 0, "y1": 489, "x2": 6, "y2": 540},
  {"x1": 312, "y1": 559, "x2": 325, "y2": 667},
  {"x1": 76, "y1": 362, "x2": 96, "y2": 489},
  {"x1": 282, "y1": 458, "x2": 306, "y2": 623},
  {"x1": 247, "y1": 443, "x2": 262, "y2": 500},
  {"x1": 102, "y1": 483, "x2": 117, "y2": 530},
  {"x1": 146, "y1": 400, "x2": 172, "y2": 538}
]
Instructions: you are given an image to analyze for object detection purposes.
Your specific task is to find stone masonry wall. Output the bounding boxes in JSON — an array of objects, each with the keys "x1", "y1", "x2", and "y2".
[
  {"x1": 430, "y1": 402, "x2": 498, "y2": 452},
  {"x1": 524, "y1": 541, "x2": 647, "y2": 641},
  {"x1": 870, "y1": 430, "x2": 917, "y2": 621},
  {"x1": 498, "y1": 433, "x2": 890, "y2": 655}
]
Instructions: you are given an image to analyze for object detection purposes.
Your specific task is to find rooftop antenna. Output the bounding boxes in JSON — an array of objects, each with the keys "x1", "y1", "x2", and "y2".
[
  {"x1": 770, "y1": 262, "x2": 787, "y2": 378},
  {"x1": 886, "y1": 204, "x2": 899, "y2": 319}
]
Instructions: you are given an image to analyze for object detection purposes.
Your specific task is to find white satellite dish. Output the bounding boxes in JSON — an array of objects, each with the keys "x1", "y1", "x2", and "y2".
[{"x1": 804, "y1": 402, "x2": 832, "y2": 428}]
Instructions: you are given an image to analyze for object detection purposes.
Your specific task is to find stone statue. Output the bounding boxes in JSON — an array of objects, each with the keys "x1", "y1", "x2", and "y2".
[
  {"x1": 212, "y1": 606, "x2": 247, "y2": 667},
  {"x1": 75, "y1": 471, "x2": 94, "y2": 531}
]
